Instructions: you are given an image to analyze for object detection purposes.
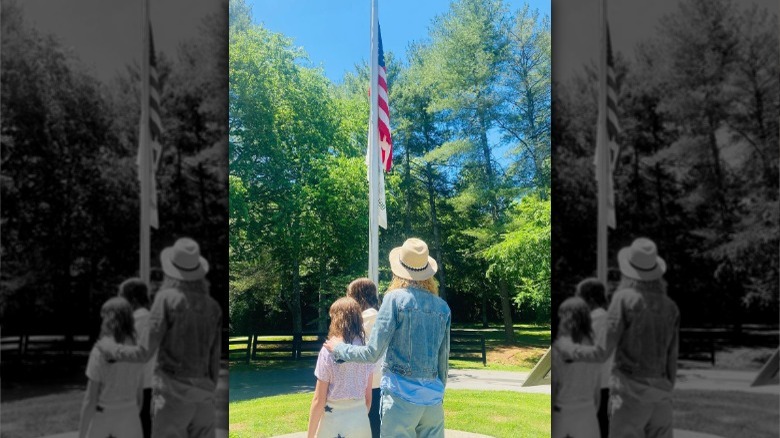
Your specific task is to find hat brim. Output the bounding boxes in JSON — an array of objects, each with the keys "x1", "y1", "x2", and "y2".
[
  {"x1": 160, "y1": 247, "x2": 209, "y2": 281},
  {"x1": 389, "y1": 247, "x2": 438, "y2": 281},
  {"x1": 617, "y1": 247, "x2": 666, "y2": 281}
]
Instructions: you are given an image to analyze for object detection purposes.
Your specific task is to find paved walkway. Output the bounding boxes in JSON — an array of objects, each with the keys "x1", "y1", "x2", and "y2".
[
  {"x1": 675, "y1": 368, "x2": 778, "y2": 394},
  {"x1": 229, "y1": 366, "x2": 550, "y2": 402},
  {"x1": 674, "y1": 430, "x2": 726, "y2": 438}
]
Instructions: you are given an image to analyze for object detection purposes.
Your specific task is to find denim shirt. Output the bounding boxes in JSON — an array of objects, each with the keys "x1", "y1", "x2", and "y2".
[
  {"x1": 565, "y1": 287, "x2": 680, "y2": 397},
  {"x1": 332, "y1": 287, "x2": 451, "y2": 387},
  {"x1": 104, "y1": 287, "x2": 223, "y2": 395}
]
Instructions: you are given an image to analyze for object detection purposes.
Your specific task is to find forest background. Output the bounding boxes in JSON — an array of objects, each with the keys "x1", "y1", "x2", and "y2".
[{"x1": 228, "y1": 0, "x2": 552, "y2": 342}]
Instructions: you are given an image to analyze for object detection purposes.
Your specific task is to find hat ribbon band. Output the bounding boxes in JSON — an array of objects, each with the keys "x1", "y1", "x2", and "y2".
[
  {"x1": 629, "y1": 260, "x2": 657, "y2": 272},
  {"x1": 172, "y1": 260, "x2": 201, "y2": 272},
  {"x1": 400, "y1": 258, "x2": 429, "y2": 272}
]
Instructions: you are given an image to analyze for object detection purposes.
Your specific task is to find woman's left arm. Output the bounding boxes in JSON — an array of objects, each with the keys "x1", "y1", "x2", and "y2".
[
  {"x1": 306, "y1": 379, "x2": 329, "y2": 438},
  {"x1": 365, "y1": 372, "x2": 373, "y2": 411},
  {"x1": 437, "y1": 312, "x2": 451, "y2": 388}
]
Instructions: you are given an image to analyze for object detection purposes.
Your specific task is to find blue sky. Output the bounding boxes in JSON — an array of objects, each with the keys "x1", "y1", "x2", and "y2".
[
  {"x1": 250, "y1": 0, "x2": 551, "y2": 83},
  {"x1": 20, "y1": 0, "x2": 222, "y2": 84}
]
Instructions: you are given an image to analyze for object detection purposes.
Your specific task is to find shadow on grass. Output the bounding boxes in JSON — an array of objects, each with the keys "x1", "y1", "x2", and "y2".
[{"x1": 674, "y1": 389, "x2": 779, "y2": 438}]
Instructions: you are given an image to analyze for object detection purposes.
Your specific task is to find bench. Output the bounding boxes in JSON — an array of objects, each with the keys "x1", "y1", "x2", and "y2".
[{"x1": 449, "y1": 330, "x2": 487, "y2": 366}]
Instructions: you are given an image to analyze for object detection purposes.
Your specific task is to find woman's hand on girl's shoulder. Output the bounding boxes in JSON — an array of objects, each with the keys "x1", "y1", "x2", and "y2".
[
  {"x1": 95, "y1": 337, "x2": 118, "y2": 361},
  {"x1": 323, "y1": 336, "x2": 344, "y2": 352}
]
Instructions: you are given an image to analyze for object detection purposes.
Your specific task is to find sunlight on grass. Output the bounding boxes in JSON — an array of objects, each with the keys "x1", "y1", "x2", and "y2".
[{"x1": 228, "y1": 389, "x2": 550, "y2": 438}]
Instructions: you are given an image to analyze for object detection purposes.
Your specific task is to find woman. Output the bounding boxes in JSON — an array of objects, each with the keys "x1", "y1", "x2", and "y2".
[
  {"x1": 559, "y1": 237, "x2": 680, "y2": 438},
  {"x1": 325, "y1": 238, "x2": 451, "y2": 438},
  {"x1": 346, "y1": 278, "x2": 382, "y2": 438}
]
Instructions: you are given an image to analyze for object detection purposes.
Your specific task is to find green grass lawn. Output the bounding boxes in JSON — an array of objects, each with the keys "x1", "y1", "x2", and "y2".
[
  {"x1": 673, "y1": 389, "x2": 779, "y2": 438},
  {"x1": 229, "y1": 389, "x2": 551, "y2": 438}
]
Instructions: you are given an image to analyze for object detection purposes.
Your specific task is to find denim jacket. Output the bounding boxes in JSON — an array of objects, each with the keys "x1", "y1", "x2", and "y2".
[
  {"x1": 103, "y1": 287, "x2": 223, "y2": 394},
  {"x1": 565, "y1": 287, "x2": 679, "y2": 396},
  {"x1": 333, "y1": 287, "x2": 451, "y2": 387}
]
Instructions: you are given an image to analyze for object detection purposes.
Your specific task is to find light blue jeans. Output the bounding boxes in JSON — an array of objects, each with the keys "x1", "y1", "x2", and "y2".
[{"x1": 380, "y1": 392, "x2": 444, "y2": 438}]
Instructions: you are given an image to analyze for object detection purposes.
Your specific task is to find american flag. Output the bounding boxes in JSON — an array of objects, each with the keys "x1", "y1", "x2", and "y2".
[
  {"x1": 595, "y1": 25, "x2": 620, "y2": 229},
  {"x1": 138, "y1": 26, "x2": 163, "y2": 229},
  {"x1": 377, "y1": 24, "x2": 392, "y2": 173}
]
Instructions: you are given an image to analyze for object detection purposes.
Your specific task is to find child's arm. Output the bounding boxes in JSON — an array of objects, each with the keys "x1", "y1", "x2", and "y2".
[
  {"x1": 78, "y1": 379, "x2": 100, "y2": 438},
  {"x1": 307, "y1": 379, "x2": 329, "y2": 438},
  {"x1": 365, "y1": 372, "x2": 373, "y2": 411}
]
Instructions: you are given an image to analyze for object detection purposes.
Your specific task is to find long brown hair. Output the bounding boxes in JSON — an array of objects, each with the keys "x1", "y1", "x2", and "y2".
[
  {"x1": 387, "y1": 275, "x2": 439, "y2": 296},
  {"x1": 557, "y1": 297, "x2": 592, "y2": 344},
  {"x1": 347, "y1": 278, "x2": 379, "y2": 311},
  {"x1": 328, "y1": 297, "x2": 365, "y2": 345},
  {"x1": 100, "y1": 297, "x2": 136, "y2": 344}
]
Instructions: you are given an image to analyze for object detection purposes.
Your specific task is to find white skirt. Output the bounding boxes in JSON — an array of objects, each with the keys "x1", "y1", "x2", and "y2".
[
  {"x1": 87, "y1": 404, "x2": 142, "y2": 438},
  {"x1": 316, "y1": 398, "x2": 371, "y2": 438},
  {"x1": 552, "y1": 400, "x2": 600, "y2": 438}
]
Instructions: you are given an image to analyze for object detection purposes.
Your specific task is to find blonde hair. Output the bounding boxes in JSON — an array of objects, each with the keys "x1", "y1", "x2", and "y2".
[
  {"x1": 160, "y1": 274, "x2": 210, "y2": 295},
  {"x1": 618, "y1": 276, "x2": 667, "y2": 295},
  {"x1": 100, "y1": 297, "x2": 136, "y2": 345},
  {"x1": 388, "y1": 275, "x2": 439, "y2": 296},
  {"x1": 328, "y1": 297, "x2": 365, "y2": 344}
]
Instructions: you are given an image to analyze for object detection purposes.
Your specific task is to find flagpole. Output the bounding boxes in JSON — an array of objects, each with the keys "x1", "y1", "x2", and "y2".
[
  {"x1": 140, "y1": 0, "x2": 151, "y2": 286},
  {"x1": 596, "y1": 0, "x2": 608, "y2": 285},
  {"x1": 368, "y1": 0, "x2": 380, "y2": 285}
]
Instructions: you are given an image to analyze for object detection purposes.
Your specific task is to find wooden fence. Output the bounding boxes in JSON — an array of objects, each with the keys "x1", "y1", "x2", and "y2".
[{"x1": 229, "y1": 330, "x2": 487, "y2": 366}]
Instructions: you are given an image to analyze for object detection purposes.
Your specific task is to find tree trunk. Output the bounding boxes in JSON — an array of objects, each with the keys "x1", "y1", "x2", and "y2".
[
  {"x1": 655, "y1": 163, "x2": 666, "y2": 242},
  {"x1": 317, "y1": 256, "x2": 327, "y2": 334},
  {"x1": 498, "y1": 277, "x2": 515, "y2": 343},
  {"x1": 478, "y1": 113, "x2": 498, "y2": 222},
  {"x1": 426, "y1": 165, "x2": 446, "y2": 301},
  {"x1": 290, "y1": 214, "x2": 303, "y2": 335},
  {"x1": 291, "y1": 255, "x2": 302, "y2": 334},
  {"x1": 404, "y1": 144, "x2": 412, "y2": 236},
  {"x1": 481, "y1": 293, "x2": 488, "y2": 328}
]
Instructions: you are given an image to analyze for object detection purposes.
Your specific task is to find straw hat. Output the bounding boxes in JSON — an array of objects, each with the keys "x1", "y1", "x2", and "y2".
[
  {"x1": 617, "y1": 237, "x2": 666, "y2": 281},
  {"x1": 389, "y1": 238, "x2": 438, "y2": 281},
  {"x1": 160, "y1": 237, "x2": 209, "y2": 281}
]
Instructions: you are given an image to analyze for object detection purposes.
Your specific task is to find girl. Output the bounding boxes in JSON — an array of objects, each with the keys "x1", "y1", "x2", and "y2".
[
  {"x1": 79, "y1": 297, "x2": 144, "y2": 438},
  {"x1": 307, "y1": 297, "x2": 374, "y2": 438},
  {"x1": 552, "y1": 296, "x2": 602, "y2": 438},
  {"x1": 346, "y1": 278, "x2": 382, "y2": 438}
]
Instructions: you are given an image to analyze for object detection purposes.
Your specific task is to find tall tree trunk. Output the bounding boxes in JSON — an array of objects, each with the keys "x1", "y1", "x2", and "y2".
[
  {"x1": 706, "y1": 114, "x2": 729, "y2": 229},
  {"x1": 404, "y1": 144, "x2": 412, "y2": 236},
  {"x1": 290, "y1": 214, "x2": 303, "y2": 335},
  {"x1": 498, "y1": 277, "x2": 515, "y2": 343},
  {"x1": 481, "y1": 293, "x2": 488, "y2": 328},
  {"x1": 426, "y1": 165, "x2": 446, "y2": 301},
  {"x1": 655, "y1": 163, "x2": 666, "y2": 243},
  {"x1": 317, "y1": 256, "x2": 327, "y2": 334},
  {"x1": 478, "y1": 113, "x2": 498, "y2": 222}
]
